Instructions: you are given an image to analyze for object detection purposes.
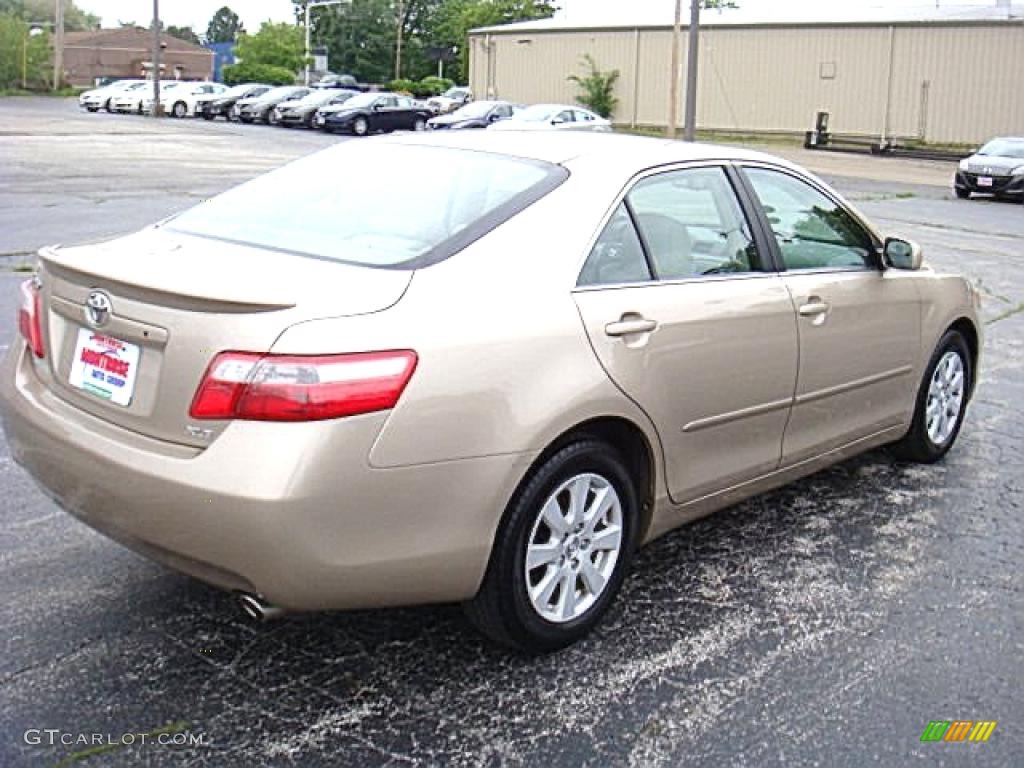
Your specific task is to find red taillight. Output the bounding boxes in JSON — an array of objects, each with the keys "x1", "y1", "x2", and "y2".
[
  {"x1": 17, "y1": 279, "x2": 44, "y2": 359},
  {"x1": 189, "y1": 350, "x2": 418, "y2": 422}
]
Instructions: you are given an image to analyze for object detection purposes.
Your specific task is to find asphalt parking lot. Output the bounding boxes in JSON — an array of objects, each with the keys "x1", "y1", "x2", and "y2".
[{"x1": 1, "y1": 97, "x2": 1022, "y2": 767}]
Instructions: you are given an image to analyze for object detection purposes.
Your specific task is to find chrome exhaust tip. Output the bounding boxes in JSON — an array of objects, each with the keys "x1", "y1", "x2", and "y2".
[{"x1": 237, "y1": 592, "x2": 285, "y2": 622}]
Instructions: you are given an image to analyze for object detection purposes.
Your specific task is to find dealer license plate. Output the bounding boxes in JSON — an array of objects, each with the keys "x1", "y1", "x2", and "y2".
[{"x1": 68, "y1": 328, "x2": 140, "y2": 407}]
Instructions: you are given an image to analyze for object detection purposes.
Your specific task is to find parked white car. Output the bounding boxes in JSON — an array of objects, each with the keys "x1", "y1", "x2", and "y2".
[
  {"x1": 426, "y1": 86, "x2": 473, "y2": 115},
  {"x1": 108, "y1": 82, "x2": 154, "y2": 114},
  {"x1": 142, "y1": 81, "x2": 228, "y2": 118},
  {"x1": 79, "y1": 80, "x2": 147, "y2": 113},
  {"x1": 487, "y1": 104, "x2": 612, "y2": 132}
]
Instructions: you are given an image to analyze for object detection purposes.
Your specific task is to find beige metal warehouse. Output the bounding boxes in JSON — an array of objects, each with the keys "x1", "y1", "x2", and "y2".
[{"x1": 468, "y1": 4, "x2": 1024, "y2": 146}]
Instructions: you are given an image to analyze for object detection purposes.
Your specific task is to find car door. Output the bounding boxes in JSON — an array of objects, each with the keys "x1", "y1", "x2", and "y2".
[
  {"x1": 372, "y1": 96, "x2": 399, "y2": 130},
  {"x1": 573, "y1": 164, "x2": 799, "y2": 505},
  {"x1": 739, "y1": 164, "x2": 921, "y2": 465}
]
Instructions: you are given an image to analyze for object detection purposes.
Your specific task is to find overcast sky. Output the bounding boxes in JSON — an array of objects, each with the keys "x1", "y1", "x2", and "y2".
[{"x1": 75, "y1": 0, "x2": 1006, "y2": 33}]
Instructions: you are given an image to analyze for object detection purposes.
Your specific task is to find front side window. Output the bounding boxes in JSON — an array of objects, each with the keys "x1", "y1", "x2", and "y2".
[
  {"x1": 556, "y1": 110, "x2": 575, "y2": 123},
  {"x1": 744, "y1": 167, "x2": 875, "y2": 271},
  {"x1": 626, "y1": 167, "x2": 760, "y2": 280}
]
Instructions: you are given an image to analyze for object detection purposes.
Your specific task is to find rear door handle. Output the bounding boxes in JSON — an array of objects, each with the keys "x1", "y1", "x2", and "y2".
[
  {"x1": 605, "y1": 317, "x2": 658, "y2": 337},
  {"x1": 798, "y1": 300, "x2": 830, "y2": 317}
]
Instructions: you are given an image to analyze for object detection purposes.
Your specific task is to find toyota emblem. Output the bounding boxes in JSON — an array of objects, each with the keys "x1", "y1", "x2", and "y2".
[{"x1": 86, "y1": 290, "x2": 112, "y2": 327}]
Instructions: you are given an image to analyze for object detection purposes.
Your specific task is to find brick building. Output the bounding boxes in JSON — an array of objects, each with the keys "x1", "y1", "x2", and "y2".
[{"x1": 63, "y1": 27, "x2": 214, "y2": 87}]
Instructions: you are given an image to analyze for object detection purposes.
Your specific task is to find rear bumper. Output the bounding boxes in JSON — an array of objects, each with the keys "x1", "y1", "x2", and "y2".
[{"x1": 1, "y1": 344, "x2": 533, "y2": 612}]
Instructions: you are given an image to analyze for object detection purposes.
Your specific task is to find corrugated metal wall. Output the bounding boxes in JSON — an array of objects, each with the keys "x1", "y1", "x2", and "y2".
[{"x1": 469, "y1": 22, "x2": 1024, "y2": 145}]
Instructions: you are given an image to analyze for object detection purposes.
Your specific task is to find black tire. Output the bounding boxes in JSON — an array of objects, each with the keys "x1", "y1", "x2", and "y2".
[
  {"x1": 201, "y1": 112, "x2": 214, "y2": 121},
  {"x1": 104, "y1": 99, "x2": 114, "y2": 113},
  {"x1": 955, "y1": 187, "x2": 970, "y2": 199},
  {"x1": 465, "y1": 439, "x2": 639, "y2": 653},
  {"x1": 352, "y1": 116, "x2": 369, "y2": 136},
  {"x1": 890, "y1": 329, "x2": 972, "y2": 463},
  {"x1": 413, "y1": 117, "x2": 427, "y2": 132},
  {"x1": 172, "y1": 101, "x2": 188, "y2": 118},
  {"x1": 86, "y1": 106, "x2": 98, "y2": 113}
]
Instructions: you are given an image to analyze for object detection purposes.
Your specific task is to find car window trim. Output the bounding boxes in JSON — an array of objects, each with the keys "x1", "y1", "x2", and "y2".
[
  {"x1": 734, "y1": 162, "x2": 883, "y2": 274},
  {"x1": 573, "y1": 160, "x2": 772, "y2": 290}
]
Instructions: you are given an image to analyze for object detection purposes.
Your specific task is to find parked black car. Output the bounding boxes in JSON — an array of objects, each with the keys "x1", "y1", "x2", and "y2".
[
  {"x1": 238, "y1": 86, "x2": 310, "y2": 124},
  {"x1": 276, "y1": 89, "x2": 358, "y2": 128},
  {"x1": 315, "y1": 92, "x2": 432, "y2": 136},
  {"x1": 199, "y1": 83, "x2": 272, "y2": 121},
  {"x1": 427, "y1": 100, "x2": 518, "y2": 130}
]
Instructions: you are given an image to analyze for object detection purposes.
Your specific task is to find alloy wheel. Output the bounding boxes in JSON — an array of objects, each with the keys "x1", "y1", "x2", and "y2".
[
  {"x1": 524, "y1": 473, "x2": 623, "y2": 623},
  {"x1": 926, "y1": 350, "x2": 965, "y2": 446}
]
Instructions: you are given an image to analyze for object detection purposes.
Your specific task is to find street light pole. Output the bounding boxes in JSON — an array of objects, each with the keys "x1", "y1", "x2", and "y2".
[
  {"x1": 683, "y1": 0, "x2": 700, "y2": 141},
  {"x1": 304, "y1": 1, "x2": 349, "y2": 86}
]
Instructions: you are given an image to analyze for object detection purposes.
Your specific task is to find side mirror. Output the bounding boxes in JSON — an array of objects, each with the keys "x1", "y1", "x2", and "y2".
[
  {"x1": 488, "y1": 113, "x2": 500, "y2": 122},
  {"x1": 883, "y1": 237, "x2": 923, "y2": 271},
  {"x1": 372, "y1": 104, "x2": 382, "y2": 112},
  {"x1": 551, "y1": 117, "x2": 565, "y2": 125}
]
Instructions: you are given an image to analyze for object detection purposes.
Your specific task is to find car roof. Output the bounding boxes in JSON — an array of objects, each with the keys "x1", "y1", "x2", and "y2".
[{"x1": 376, "y1": 131, "x2": 792, "y2": 172}]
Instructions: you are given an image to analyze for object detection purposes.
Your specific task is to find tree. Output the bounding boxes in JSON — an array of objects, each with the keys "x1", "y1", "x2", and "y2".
[
  {"x1": 230, "y1": 21, "x2": 304, "y2": 73},
  {"x1": 0, "y1": 0, "x2": 100, "y2": 31},
  {"x1": 567, "y1": 54, "x2": 618, "y2": 119},
  {"x1": 206, "y1": 6, "x2": 244, "y2": 43},
  {"x1": 430, "y1": 0, "x2": 556, "y2": 82},
  {"x1": 0, "y1": 13, "x2": 51, "y2": 89},
  {"x1": 166, "y1": 25, "x2": 201, "y2": 45}
]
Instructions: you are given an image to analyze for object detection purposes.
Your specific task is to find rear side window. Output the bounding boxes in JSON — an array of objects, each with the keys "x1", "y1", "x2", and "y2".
[
  {"x1": 578, "y1": 204, "x2": 651, "y2": 286},
  {"x1": 627, "y1": 167, "x2": 760, "y2": 279},
  {"x1": 166, "y1": 144, "x2": 566, "y2": 269}
]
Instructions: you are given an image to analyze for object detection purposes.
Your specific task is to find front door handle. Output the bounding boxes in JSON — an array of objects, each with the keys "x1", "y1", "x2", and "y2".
[
  {"x1": 605, "y1": 317, "x2": 658, "y2": 337},
  {"x1": 798, "y1": 300, "x2": 830, "y2": 317}
]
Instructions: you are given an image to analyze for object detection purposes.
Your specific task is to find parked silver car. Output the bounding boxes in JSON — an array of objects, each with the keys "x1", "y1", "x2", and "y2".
[{"x1": 954, "y1": 137, "x2": 1024, "y2": 201}]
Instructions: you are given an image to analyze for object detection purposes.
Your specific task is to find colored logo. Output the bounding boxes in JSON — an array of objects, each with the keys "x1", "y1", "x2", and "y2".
[{"x1": 921, "y1": 721, "x2": 997, "y2": 742}]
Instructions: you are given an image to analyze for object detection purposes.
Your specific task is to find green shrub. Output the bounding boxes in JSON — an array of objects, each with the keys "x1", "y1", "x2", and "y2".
[
  {"x1": 222, "y1": 61, "x2": 296, "y2": 86},
  {"x1": 417, "y1": 76, "x2": 454, "y2": 97},
  {"x1": 567, "y1": 54, "x2": 619, "y2": 119},
  {"x1": 385, "y1": 78, "x2": 418, "y2": 95}
]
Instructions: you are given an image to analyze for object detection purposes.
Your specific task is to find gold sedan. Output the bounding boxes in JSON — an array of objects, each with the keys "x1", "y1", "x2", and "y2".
[{"x1": 2, "y1": 132, "x2": 980, "y2": 652}]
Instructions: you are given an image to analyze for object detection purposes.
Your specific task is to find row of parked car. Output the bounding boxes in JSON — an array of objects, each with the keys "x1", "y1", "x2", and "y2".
[{"x1": 77, "y1": 78, "x2": 613, "y2": 136}]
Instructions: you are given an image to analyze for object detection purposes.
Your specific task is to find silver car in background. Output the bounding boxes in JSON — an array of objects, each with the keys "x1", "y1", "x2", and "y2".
[
  {"x1": 488, "y1": 104, "x2": 612, "y2": 132},
  {"x1": 954, "y1": 136, "x2": 1024, "y2": 201}
]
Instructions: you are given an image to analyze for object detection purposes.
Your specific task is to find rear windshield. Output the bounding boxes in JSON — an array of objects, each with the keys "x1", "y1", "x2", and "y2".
[{"x1": 166, "y1": 143, "x2": 566, "y2": 269}]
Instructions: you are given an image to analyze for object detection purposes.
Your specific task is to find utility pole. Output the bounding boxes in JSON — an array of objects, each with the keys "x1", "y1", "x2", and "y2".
[
  {"x1": 395, "y1": 0, "x2": 406, "y2": 80},
  {"x1": 666, "y1": 0, "x2": 682, "y2": 138},
  {"x1": 151, "y1": 0, "x2": 161, "y2": 116},
  {"x1": 52, "y1": 0, "x2": 64, "y2": 91},
  {"x1": 304, "y1": 3, "x2": 312, "y2": 85},
  {"x1": 683, "y1": 0, "x2": 700, "y2": 141}
]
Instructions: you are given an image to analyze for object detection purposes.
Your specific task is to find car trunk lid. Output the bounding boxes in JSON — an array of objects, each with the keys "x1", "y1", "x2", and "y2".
[{"x1": 36, "y1": 228, "x2": 412, "y2": 448}]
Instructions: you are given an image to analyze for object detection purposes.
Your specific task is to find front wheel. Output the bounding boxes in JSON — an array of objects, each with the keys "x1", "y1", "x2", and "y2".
[
  {"x1": 351, "y1": 116, "x2": 369, "y2": 136},
  {"x1": 172, "y1": 101, "x2": 187, "y2": 118},
  {"x1": 413, "y1": 117, "x2": 427, "y2": 132},
  {"x1": 465, "y1": 439, "x2": 638, "y2": 653},
  {"x1": 890, "y1": 330, "x2": 972, "y2": 463},
  {"x1": 955, "y1": 187, "x2": 970, "y2": 199}
]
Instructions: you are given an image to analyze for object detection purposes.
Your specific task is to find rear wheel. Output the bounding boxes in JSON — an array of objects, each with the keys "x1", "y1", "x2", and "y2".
[
  {"x1": 172, "y1": 101, "x2": 187, "y2": 118},
  {"x1": 890, "y1": 330, "x2": 972, "y2": 463},
  {"x1": 352, "y1": 116, "x2": 369, "y2": 136},
  {"x1": 465, "y1": 439, "x2": 638, "y2": 653}
]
